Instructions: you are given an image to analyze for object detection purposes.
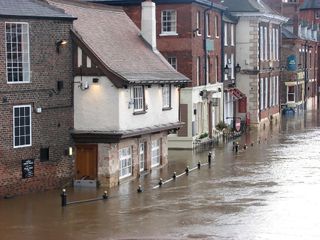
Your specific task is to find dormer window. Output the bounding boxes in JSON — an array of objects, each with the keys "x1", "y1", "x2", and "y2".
[{"x1": 133, "y1": 86, "x2": 145, "y2": 113}]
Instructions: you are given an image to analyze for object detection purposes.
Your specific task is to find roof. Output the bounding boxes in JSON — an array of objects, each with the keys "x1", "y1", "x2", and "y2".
[
  {"x1": 300, "y1": 0, "x2": 320, "y2": 10},
  {"x1": 83, "y1": 0, "x2": 226, "y2": 11},
  {"x1": 49, "y1": 0, "x2": 189, "y2": 84},
  {"x1": 282, "y1": 27, "x2": 297, "y2": 39},
  {"x1": 0, "y1": 0, "x2": 75, "y2": 19},
  {"x1": 222, "y1": 0, "x2": 259, "y2": 12}
]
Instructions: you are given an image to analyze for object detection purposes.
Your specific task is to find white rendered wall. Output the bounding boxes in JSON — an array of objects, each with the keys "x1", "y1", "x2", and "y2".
[
  {"x1": 74, "y1": 76, "x2": 119, "y2": 131},
  {"x1": 119, "y1": 85, "x2": 180, "y2": 131}
]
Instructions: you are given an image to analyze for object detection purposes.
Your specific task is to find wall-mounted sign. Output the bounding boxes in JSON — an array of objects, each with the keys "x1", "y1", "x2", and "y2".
[
  {"x1": 22, "y1": 159, "x2": 34, "y2": 179},
  {"x1": 287, "y1": 55, "x2": 297, "y2": 71}
]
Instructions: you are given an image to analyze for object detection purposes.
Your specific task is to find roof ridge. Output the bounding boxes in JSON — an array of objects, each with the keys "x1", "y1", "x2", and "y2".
[{"x1": 48, "y1": 0, "x2": 124, "y2": 12}]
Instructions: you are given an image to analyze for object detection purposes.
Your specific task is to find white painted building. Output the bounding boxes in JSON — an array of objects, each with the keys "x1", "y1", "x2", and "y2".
[{"x1": 50, "y1": 0, "x2": 189, "y2": 187}]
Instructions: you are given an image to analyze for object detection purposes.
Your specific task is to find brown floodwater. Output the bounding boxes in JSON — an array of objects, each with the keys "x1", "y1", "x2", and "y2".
[{"x1": 1, "y1": 110, "x2": 320, "y2": 240}]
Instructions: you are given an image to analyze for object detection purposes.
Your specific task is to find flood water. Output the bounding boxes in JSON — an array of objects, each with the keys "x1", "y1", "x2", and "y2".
[{"x1": 1, "y1": 110, "x2": 320, "y2": 240}]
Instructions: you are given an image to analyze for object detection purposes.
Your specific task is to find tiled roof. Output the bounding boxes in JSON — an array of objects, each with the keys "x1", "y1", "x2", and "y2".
[
  {"x1": 83, "y1": 0, "x2": 226, "y2": 10},
  {"x1": 0, "y1": 0, "x2": 75, "y2": 19},
  {"x1": 222, "y1": 0, "x2": 277, "y2": 14},
  {"x1": 300, "y1": 0, "x2": 320, "y2": 10},
  {"x1": 49, "y1": 0, "x2": 189, "y2": 84}
]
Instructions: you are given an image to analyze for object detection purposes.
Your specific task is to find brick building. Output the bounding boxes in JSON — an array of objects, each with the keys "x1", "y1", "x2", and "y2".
[
  {"x1": 263, "y1": 0, "x2": 319, "y2": 111},
  {"x1": 87, "y1": 0, "x2": 226, "y2": 149},
  {"x1": 222, "y1": 0, "x2": 288, "y2": 126},
  {"x1": 0, "y1": 0, "x2": 75, "y2": 197}
]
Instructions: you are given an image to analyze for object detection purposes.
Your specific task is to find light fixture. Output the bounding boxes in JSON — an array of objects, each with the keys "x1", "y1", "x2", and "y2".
[
  {"x1": 92, "y1": 78, "x2": 99, "y2": 83},
  {"x1": 56, "y1": 39, "x2": 68, "y2": 53},
  {"x1": 235, "y1": 63, "x2": 241, "y2": 73},
  {"x1": 224, "y1": 65, "x2": 230, "y2": 75},
  {"x1": 80, "y1": 81, "x2": 89, "y2": 90}
]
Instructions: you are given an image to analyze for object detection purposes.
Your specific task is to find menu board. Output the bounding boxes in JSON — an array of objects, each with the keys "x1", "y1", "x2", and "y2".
[{"x1": 22, "y1": 159, "x2": 34, "y2": 179}]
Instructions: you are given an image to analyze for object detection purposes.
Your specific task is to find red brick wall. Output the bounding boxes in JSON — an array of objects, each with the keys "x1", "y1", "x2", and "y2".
[
  {"x1": 0, "y1": 18, "x2": 74, "y2": 197},
  {"x1": 123, "y1": 3, "x2": 222, "y2": 87}
]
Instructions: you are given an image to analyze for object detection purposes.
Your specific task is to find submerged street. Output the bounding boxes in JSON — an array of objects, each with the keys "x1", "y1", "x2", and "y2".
[{"x1": 1, "y1": 110, "x2": 320, "y2": 240}]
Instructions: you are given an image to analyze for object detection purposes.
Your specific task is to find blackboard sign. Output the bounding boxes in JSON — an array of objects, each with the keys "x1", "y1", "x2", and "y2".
[{"x1": 22, "y1": 159, "x2": 34, "y2": 179}]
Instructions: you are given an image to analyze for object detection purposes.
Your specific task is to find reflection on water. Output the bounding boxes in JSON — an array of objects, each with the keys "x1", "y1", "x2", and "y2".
[{"x1": 1, "y1": 111, "x2": 320, "y2": 240}]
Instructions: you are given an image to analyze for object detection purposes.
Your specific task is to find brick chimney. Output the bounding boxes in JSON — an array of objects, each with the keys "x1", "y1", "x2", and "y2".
[{"x1": 141, "y1": 0, "x2": 157, "y2": 51}]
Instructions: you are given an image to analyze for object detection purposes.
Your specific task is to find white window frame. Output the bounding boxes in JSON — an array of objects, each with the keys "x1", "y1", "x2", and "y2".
[
  {"x1": 215, "y1": 56, "x2": 219, "y2": 82},
  {"x1": 276, "y1": 76, "x2": 279, "y2": 105},
  {"x1": 196, "y1": 11, "x2": 201, "y2": 36},
  {"x1": 206, "y1": 13, "x2": 211, "y2": 37},
  {"x1": 269, "y1": 28, "x2": 273, "y2": 60},
  {"x1": 5, "y1": 22, "x2": 30, "y2": 84},
  {"x1": 206, "y1": 56, "x2": 210, "y2": 83},
  {"x1": 265, "y1": 77, "x2": 268, "y2": 109},
  {"x1": 214, "y1": 16, "x2": 219, "y2": 38},
  {"x1": 260, "y1": 78, "x2": 264, "y2": 110},
  {"x1": 139, "y1": 143, "x2": 145, "y2": 172},
  {"x1": 272, "y1": 28, "x2": 276, "y2": 60},
  {"x1": 196, "y1": 57, "x2": 200, "y2": 85},
  {"x1": 168, "y1": 56, "x2": 177, "y2": 69},
  {"x1": 13, "y1": 105, "x2": 32, "y2": 148},
  {"x1": 269, "y1": 76, "x2": 273, "y2": 107},
  {"x1": 260, "y1": 26, "x2": 264, "y2": 60},
  {"x1": 231, "y1": 53, "x2": 235, "y2": 79},
  {"x1": 287, "y1": 85, "x2": 295, "y2": 103},
  {"x1": 151, "y1": 139, "x2": 160, "y2": 167},
  {"x1": 276, "y1": 29, "x2": 279, "y2": 60},
  {"x1": 119, "y1": 147, "x2": 132, "y2": 179},
  {"x1": 161, "y1": 10, "x2": 177, "y2": 35},
  {"x1": 231, "y1": 24, "x2": 234, "y2": 46},
  {"x1": 224, "y1": 54, "x2": 228, "y2": 80},
  {"x1": 224, "y1": 23, "x2": 228, "y2": 46},
  {"x1": 133, "y1": 86, "x2": 144, "y2": 112},
  {"x1": 264, "y1": 27, "x2": 268, "y2": 60},
  {"x1": 162, "y1": 84, "x2": 171, "y2": 109}
]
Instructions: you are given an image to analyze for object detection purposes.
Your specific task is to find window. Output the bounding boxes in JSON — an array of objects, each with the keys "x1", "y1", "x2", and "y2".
[
  {"x1": 13, "y1": 105, "x2": 31, "y2": 148},
  {"x1": 276, "y1": 29, "x2": 279, "y2": 60},
  {"x1": 276, "y1": 76, "x2": 279, "y2": 105},
  {"x1": 269, "y1": 76, "x2": 273, "y2": 106},
  {"x1": 206, "y1": 56, "x2": 210, "y2": 84},
  {"x1": 139, "y1": 143, "x2": 145, "y2": 172},
  {"x1": 161, "y1": 10, "x2": 177, "y2": 35},
  {"x1": 162, "y1": 84, "x2": 171, "y2": 109},
  {"x1": 151, "y1": 139, "x2": 160, "y2": 167},
  {"x1": 224, "y1": 24, "x2": 228, "y2": 46},
  {"x1": 316, "y1": 10, "x2": 320, "y2": 19},
  {"x1": 224, "y1": 54, "x2": 228, "y2": 80},
  {"x1": 231, "y1": 54, "x2": 235, "y2": 79},
  {"x1": 265, "y1": 77, "x2": 268, "y2": 109},
  {"x1": 231, "y1": 24, "x2": 234, "y2": 46},
  {"x1": 215, "y1": 56, "x2": 219, "y2": 82},
  {"x1": 196, "y1": 11, "x2": 201, "y2": 35},
  {"x1": 260, "y1": 78, "x2": 264, "y2": 110},
  {"x1": 214, "y1": 16, "x2": 219, "y2": 38},
  {"x1": 196, "y1": 57, "x2": 200, "y2": 85},
  {"x1": 133, "y1": 86, "x2": 144, "y2": 112},
  {"x1": 168, "y1": 57, "x2": 177, "y2": 69},
  {"x1": 119, "y1": 147, "x2": 132, "y2": 179},
  {"x1": 270, "y1": 28, "x2": 273, "y2": 60},
  {"x1": 260, "y1": 26, "x2": 264, "y2": 60},
  {"x1": 206, "y1": 13, "x2": 210, "y2": 36},
  {"x1": 264, "y1": 27, "x2": 268, "y2": 60},
  {"x1": 6, "y1": 22, "x2": 30, "y2": 83},
  {"x1": 287, "y1": 86, "x2": 295, "y2": 102}
]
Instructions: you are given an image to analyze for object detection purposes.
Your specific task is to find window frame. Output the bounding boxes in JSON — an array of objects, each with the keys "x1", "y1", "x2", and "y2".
[
  {"x1": 206, "y1": 13, "x2": 211, "y2": 37},
  {"x1": 139, "y1": 143, "x2": 145, "y2": 172},
  {"x1": 162, "y1": 84, "x2": 171, "y2": 110},
  {"x1": 230, "y1": 24, "x2": 234, "y2": 46},
  {"x1": 151, "y1": 139, "x2": 160, "y2": 168},
  {"x1": 161, "y1": 10, "x2": 177, "y2": 36},
  {"x1": 13, "y1": 104, "x2": 32, "y2": 148},
  {"x1": 287, "y1": 85, "x2": 295, "y2": 103},
  {"x1": 196, "y1": 11, "x2": 201, "y2": 36},
  {"x1": 133, "y1": 85, "x2": 145, "y2": 113},
  {"x1": 214, "y1": 16, "x2": 219, "y2": 38},
  {"x1": 168, "y1": 56, "x2": 177, "y2": 69},
  {"x1": 5, "y1": 22, "x2": 30, "y2": 84},
  {"x1": 119, "y1": 147, "x2": 132, "y2": 179}
]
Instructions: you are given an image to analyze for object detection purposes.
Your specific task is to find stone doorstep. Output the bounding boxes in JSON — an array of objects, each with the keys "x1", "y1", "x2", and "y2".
[{"x1": 73, "y1": 179, "x2": 97, "y2": 188}]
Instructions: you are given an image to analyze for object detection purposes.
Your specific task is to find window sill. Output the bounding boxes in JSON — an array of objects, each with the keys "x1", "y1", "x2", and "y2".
[
  {"x1": 133, "y1": 110, "x2": 147, "y2": 115},
  {"x1": 162, "y1": 107, "x2": 172, "y2": 111},
  {"x1": 159, "y1": 32, "x2": 178, "y2": 37}
]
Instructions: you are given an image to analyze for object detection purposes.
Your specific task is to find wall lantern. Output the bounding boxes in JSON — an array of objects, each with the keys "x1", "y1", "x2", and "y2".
[
  {"x1": 92, "y1": 78, "x2": 99, "y2": 83},
  {"x1": 56, "y1": 39, "x2": 68, "y2": 53},
  {"x1": 235, "y1": 63, "x2": 241, "y2": 73},
  {"x1": 224, "y1": 65, "x2": 230, "y2": 75}
]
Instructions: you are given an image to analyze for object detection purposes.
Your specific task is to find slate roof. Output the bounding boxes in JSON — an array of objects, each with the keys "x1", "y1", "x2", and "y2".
[
  {"x1": 282, "y1": 27, "x2": 297, "y2": 39},
  {"x1": 0, "y1": 0, "x2": 75, "y2": 19},
  {"x1": 300, "y1": 0, "x2": 320, "y2": 10},
  {"x1": 83, "y1": 0, "x2": 226, "y2": 10},
  {"x1": 222, "y1": 0, "x2": 277, "y2": 14},
  {"x1": 49, "y1": 0, "x2": 189, "y2": 84}
]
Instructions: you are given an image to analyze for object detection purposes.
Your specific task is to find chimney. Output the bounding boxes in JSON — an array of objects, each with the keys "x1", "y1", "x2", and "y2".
[{"x1": 141, "y1": 0, "x2": 157, "y2": 51}]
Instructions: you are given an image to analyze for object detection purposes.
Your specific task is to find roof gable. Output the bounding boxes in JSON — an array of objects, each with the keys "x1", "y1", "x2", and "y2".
[{"x1": 300, "y1": 0, "x2": 320, "y2": 10}]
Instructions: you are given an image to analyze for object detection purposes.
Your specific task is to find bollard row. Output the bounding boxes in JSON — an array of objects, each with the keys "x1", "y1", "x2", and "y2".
[{"x1": 61, "y1": 189, "x2": 109, "y2": 207}]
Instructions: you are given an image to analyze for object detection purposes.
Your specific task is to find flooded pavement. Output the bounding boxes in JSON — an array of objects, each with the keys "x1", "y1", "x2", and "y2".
[{"x1": 1, "y1": 110, "x2": 320, "y2": 240}]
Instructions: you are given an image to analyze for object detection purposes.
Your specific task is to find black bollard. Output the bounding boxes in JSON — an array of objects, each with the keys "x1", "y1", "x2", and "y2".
[
  {"x1": 232, "y1": 142, "x2": 236, "y2": 151},
  {"x1": 61, "y1": 189, "x2": 67, "y2": 207},
  {"x1": 172, "y1": 172, "x2": 177, "y2": 180},
  {"x1": 102, "y1": 190, "x2": 108, "y2": 199},
  {"x1": 137, "y1": 185, "x2": 143, "y2": 193},
  {"x1": 251, "y1": 142, "x2": 254, "y2": 147},
  {"x1": 235, "y1": 142, "x2": 239, "y2": 153},
  {"x1": 208, "y1": 151, "x2": 212, "y2": 166},
  {"x1": 197, "y1": 161, "x2": 201, "y2": 169},
  {"x1": 185, "y1": 166, "x2": 189, "y2": 175},
  {"x1": 243, "y1": 144, "x2": 247, "y2": 150},
  {"x1": 159, "y1": 178, "x2": 163, "y2": 187}
]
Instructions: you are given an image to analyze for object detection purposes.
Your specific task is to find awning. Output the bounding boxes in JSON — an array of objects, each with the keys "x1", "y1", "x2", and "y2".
[{"x1": 225, "y1": 88, "x2": 246, "y2": 100}]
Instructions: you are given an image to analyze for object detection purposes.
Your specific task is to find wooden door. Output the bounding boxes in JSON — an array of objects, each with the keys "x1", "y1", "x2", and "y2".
[{"x1": 75, "y1": 144, "x2": 97, "y2": 180}]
